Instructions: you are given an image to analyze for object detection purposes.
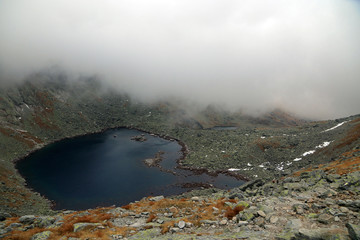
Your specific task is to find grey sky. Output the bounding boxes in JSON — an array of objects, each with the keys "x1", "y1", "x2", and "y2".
[{"x1": 1, "y1": 0, "x2": 360, "y2": 119}]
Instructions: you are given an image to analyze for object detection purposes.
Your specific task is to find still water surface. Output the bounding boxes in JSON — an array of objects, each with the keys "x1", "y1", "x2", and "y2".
[{"x1": 17, "y1": 128, "x2": 243, "y2": 210}]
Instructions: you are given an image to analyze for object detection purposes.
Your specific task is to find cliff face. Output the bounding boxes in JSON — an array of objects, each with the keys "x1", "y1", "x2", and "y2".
[{"x1": 0, "y1": 73, "x2": 359, "y2": 218}]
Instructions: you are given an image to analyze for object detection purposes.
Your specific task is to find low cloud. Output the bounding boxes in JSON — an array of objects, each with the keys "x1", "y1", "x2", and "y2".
[{"x1": 1, "y1": 0, "x2": 360, "y2": 119}]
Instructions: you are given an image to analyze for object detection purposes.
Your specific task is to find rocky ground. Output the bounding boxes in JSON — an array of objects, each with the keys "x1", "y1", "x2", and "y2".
[{"x1": 1, "y1": 168, "x2": 359, "y2": 239}]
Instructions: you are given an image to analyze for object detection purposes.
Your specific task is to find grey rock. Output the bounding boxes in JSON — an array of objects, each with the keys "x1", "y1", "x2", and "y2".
[
  {"x1": 130, "y1": 219, "x2": 146, "y2": 228},
  {"x1": 73, "y1": 222, "x2": 101, "y2": 232},
  {"x1": 191, "y1": 196, "x2": 200, "y2": 201},
  {"x1": 156, "y1": 219, "x2": 164, "y2": 224},
  {"x1": 149, "y1": 195, "x2": 164, "y2": 201},
  {"x1": 178, "y1": 220, "x2": 186, "y2": 229},
  {"x1": 340, "y1": 207, "x2": 350, "y2": 213},
  {"x1": 19, "y1": 215, "x2": 36, "y2": 224},
  {"x1": 285, "y1": 219, "x2": 302, "y2": 230},
  {"x1": 219, "y1": 219, "x2": 228, "y2": 225},
  {"x1": 238, "y1": 179, "x2": 264, "y2": 191},
  {"x1": 346, "y1": 223, "x2": 360, "y2": 240},
  {"x1": 31, "y1": 231, "x2": 52, "y2": 240},
  {"x1": 0, "y1": 212, "x2": 11, "y2": 221},
  {"x1": 169, "y1": 227, "x2": 180, "y2": 233},
  {"x1": 257, "y1": 210, "x2": 266, "y2": 217},
  {"x1": 200, "y1": 220, "x2": 218, "y2": 225},
  {"x1": 34, "y1": 216, "x2": 56, "y2": 228},
  {"x1": 238, "y1": 221, "x2": 249, "y2": 226},
  {"x1": 9, "y1": 223, "x2": 22, "y2": 228},
  {"x1": 270, "y1": 216, "x2": 279, "y2": 224},
  {"x1": 297, "y1": 227, "x2": 348, "y2": 240},
  {"x1": 326, "y1": 174, "x2": 341, "y2": 183},
  {"x1": 317, "y1": 214, "x2": 332, "y2": 224}
]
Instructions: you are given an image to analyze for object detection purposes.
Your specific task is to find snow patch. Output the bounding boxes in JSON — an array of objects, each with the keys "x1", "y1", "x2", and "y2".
[
  {"x1": 293, "y1": 158, "x2": 302, "y2": 162},
  {"x1": 322, "y1": 121, "x2": 348, "y2": 132},
  {"x1": 315, "y1": 141, "x2": 332, "y2": 149},
  {"x1": 302, "y1": 150, "x2": 315, "y2": 156},
  {"x1": 228, "y1": 168, "x2": 240, "y2": 171},
  {"x1": 247, "y1": 163, "x2": 252, "y2": 167}
]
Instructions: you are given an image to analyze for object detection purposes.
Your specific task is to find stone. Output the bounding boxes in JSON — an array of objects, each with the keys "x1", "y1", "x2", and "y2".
[
  {"x1": 73, "y1": 222, "x2": 101, "y2": 232},
  {"x1": 317, "y1": 214, "x2": 332, "y2": 224},
  {"x1": 19, "y1": 215, "x2": 36, "y2": 224},
  {"x1": 34, "y1": 216, "x2": 56, "y2": 228},
  {"x1": 169, "y1": 206, "x2": 177, "y2": 214},
  {"x1": 31, "y1": 231, "x2": 52, "y2": 240},
  {"x1": 270, "y1": 216, "x2": 279, "y2": 224},
  {"x1": 238, "y1": 221, "x2": 248, "y2": 226},
  {"x1": 200, "y1": 220, "x2": 218, "y2": 225},
  {"x1": 169, "y1": 227, "x2": 180, "y2": 233},
  {"x1": 0, "y1": 212, "x2": 10, "y2": 222},
  {"x1": 326, "y1": 174, "x2": 341, "y2": 182},
  {"x1": 346, "y1": 223, "x2": 360, "y2": 240},
  {"x1": 178, "y1": 220, "x2": 186, "y2": 229},
  {"x1": 275, "y1": 230, "x2": 296, "y2": 240},
  {"x1": 149, "y1": 196, "x2": 164, "y2": 201},
  {"x1": 239, "y1": 211, "x2": 255, "y2": 221},
  {"x1": 238, "y1": 179, "x2": 264, "y2": 191},
  {"x1": 257, "y1": 210, "x2": 266, "y2": 217},
  {"x1": 340, "y1": 207, "x2": 350, "y2": 213},
  {"x1": 297, "y1": 227, "x2": 348, "y2": 240},
  {"x1": 285, "y1": 219, "x2": 302, "y2": 230},
  {"x1": 254, "y1": 217, "x2": 265, "y2": 226},
  {"x1": 191, "y1": 197, "x2": 200, "y2": 201},
  {"x1": 156, "y1": 219, "x2": 164, "y2": 224},
  {"x1": 219, "y1": 219, "x2": 227, "y2": 225},
  {"x1": 130, "y1": 219, "x2": 146, "y2": 228}
]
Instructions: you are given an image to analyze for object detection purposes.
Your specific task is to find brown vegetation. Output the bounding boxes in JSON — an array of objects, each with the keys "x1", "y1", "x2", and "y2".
[{"x1": 293, "y1": 149, "x2": 360, "y2": 176}]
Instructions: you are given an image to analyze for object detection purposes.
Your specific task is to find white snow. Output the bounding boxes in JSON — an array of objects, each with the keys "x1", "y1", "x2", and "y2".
[
  {"x1": 293, "y1": 158, "x2": 302, "y2": 162},
  {"x1": 247, "y1": 163, "x2": 252, "y2": 167},
  {"x1": 315, "y1": 141, "x2": 332, "y2": 149},
  {"x1": 302, "y1": 150, "x2": 315, "y2": 156},
  {"x1": 25, "y1": 103, "x2": 30, "y2": 109},
  {"x1": 276, "y1": 164, "x2": 284, "y2": 171},
  {"x1": 259, "y1": 164, "x2": 265, "y2": 168},
  {"x1": 228, "y1": 168, "x2": 240, "y2": 171},
  {"x1": 261, "y1": 136, "x2": 266, "y2": 139},
  {"x1": 322, "y1": 121, "x2": 348, "y2": 132},
  {"x1": 253, "y1": 175, "x2": 258, "y2": 178},
  {"x1": 286, "y1": 161, "x2": 293, "y2": 166}
]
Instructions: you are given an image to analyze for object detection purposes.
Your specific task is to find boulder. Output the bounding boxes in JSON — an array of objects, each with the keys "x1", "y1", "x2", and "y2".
[
  {"x1": 19, "y1": 215, "x2": 36, "y2": 225},
  {"x1": 346, "y1": 223, "x2": 360, "y2": 240},
  {"x1": 31, "y1": 231, "x2": 52, "y2": 240},
  {"x1": 73, "y1": 222, "x2": 101, "y2": 232},
  {"x1": 297, "y1": 227, "x2": 348, "y2": 240}
]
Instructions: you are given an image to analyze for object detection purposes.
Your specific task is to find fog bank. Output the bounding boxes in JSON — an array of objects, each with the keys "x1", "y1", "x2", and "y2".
[{"x1": 1, "y1": 0, "x2": 360, "y2": 119}]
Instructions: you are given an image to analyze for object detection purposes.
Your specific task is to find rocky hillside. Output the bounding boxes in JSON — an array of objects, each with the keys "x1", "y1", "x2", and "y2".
[{"x1": 0, "y1": 74, "x2": 359, "y2": 239}]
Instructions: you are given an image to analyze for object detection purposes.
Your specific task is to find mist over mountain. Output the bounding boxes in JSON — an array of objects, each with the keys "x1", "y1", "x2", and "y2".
[{"x1": 1, "y1": 0, "x2": 360, "y2": 119}]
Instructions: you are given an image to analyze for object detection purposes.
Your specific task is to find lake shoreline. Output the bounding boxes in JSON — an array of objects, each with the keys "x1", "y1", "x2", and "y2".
[{"x1": 13, "y1": 125, "x2": 248, "y2": 212}]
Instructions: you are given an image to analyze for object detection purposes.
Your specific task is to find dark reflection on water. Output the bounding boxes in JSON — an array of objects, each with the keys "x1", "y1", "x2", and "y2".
[{"x1": 17, "y1": 128, "x2": 244, "y2": 210}]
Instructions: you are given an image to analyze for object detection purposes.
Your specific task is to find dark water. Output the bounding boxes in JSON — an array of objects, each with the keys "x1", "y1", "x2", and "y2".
[{"x1": 17, "y1": 128, "x2": 244, "y2": 210}]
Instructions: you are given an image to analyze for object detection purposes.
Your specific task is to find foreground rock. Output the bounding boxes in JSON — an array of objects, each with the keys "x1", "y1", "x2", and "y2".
[{"x1": 1, "y1": 170, "x2": 359, "y2": 239}]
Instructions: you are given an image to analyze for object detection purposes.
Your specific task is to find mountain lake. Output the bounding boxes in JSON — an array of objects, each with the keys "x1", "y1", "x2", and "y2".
[{"x1": 17, "y1": 128, "x2": 244, "y2": 210}]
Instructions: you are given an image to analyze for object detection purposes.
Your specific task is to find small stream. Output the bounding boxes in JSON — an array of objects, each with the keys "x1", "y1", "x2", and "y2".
[{"x1": 17, "y1": 128, "x2": 244, "y2": 210}]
